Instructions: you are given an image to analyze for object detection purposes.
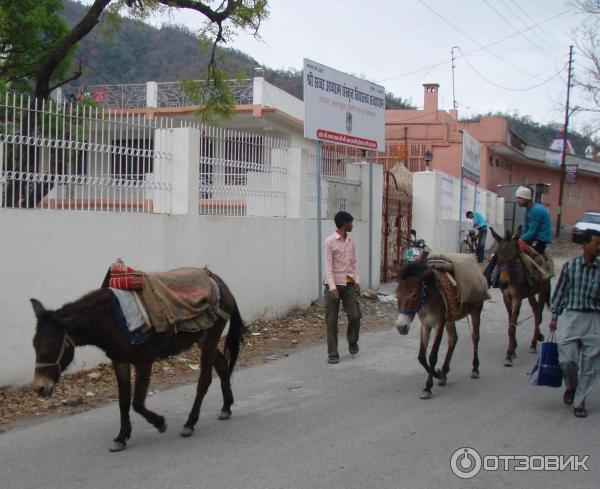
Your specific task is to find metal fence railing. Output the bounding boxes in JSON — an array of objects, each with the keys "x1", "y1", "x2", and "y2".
[
  {"x1": 67, "y1": 79, "x2": 254, "y2": 110},
  {"x1": 157, "y1": 79, "x2": 254, "y2": 108},
  {"x1": 177, "y1": 122, "x2": 288, "y2": 216},
  {"x1": 0, "y1": 92, "x2": 173, "y2": 213}
]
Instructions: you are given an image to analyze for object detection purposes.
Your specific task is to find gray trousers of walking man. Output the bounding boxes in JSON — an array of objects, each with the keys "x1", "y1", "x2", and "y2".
[
  {"x1": 325, "y1": 284, "x2": 361, "y2": 359},
  {"x1": 557, "y1": 310, "x2": 600, "y2": 409}
]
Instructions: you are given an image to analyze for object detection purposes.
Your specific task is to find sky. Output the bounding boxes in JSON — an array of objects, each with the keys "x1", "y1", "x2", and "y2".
[{"x1": 91, "y1": 0, "x2": 596, "y2": 133}]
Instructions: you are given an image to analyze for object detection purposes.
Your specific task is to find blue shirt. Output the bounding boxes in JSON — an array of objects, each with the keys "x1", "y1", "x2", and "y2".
[
  {"x1": 472, "y1": 211, "x2": 487, "y2": 229},
  {"x1": 521, "y1": 203, "x2": 552, "y2": 244}
]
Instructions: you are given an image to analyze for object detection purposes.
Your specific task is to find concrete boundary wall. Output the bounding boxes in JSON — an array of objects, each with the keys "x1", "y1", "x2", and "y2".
[{"x1": 0, "y1": 210, "x2": 379, "y2": 386}]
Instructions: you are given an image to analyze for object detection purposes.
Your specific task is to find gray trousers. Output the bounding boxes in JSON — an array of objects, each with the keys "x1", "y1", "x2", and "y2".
[
  {"x1": 557, "y1": 310, "x2": 600, "y2": 408},
  {"x1": 325, "y1": 285, "x2": 361, "y2": 358}
]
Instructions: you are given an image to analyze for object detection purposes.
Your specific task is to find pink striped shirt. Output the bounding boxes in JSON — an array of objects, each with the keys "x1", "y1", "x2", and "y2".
[{"x1": 323, "y1": 231, "x2": 359, "y2": 290}]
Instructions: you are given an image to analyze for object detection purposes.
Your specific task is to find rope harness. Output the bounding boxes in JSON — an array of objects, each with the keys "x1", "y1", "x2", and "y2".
[
  {"x1": 397, "y1": 283, "x2": 426, "y2": 315},
  {"x1": 35, "y1": 333, "x2": 75, "y2": 374}
]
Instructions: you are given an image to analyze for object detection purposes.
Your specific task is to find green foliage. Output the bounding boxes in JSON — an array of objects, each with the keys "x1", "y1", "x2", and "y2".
[{"x1": 0, "y1": 0, "x2": 74, "y2": 94}]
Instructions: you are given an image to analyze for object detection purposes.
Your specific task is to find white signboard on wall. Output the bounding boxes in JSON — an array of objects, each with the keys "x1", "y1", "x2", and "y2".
[
  {"x1": 461, "y1": 130, "x2": 481, "y2": 183},
  {"x1": 303, "y1": 58, "x2": 385, "y2": 151}
]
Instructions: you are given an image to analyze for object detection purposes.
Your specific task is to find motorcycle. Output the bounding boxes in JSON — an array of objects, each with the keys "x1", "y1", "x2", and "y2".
[{"x1": 401, "y1": 229, "x2": 430, "y2": 264}]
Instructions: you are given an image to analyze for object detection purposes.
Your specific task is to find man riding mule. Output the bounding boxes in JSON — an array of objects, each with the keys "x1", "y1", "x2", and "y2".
[
  {"x1": 485, "y1": 186, "x2": 553, "y2": 286},
  {"x1": 489, "y1": 228, "x2": 553, "y2": 366},
  {"x1": 394, "y1": 253, "x2": 488, "y2": 399},
  {"x1": 31, "y1": 264, "x2": 246, "y2": 452}
]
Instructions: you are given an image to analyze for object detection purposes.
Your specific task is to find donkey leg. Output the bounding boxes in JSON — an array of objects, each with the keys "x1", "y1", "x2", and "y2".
[
  {"x1": 213, "y1": 350, "x2": 234, "y2": 420},
  {"x1": 505, "y1": 298, "x2": 521, "y2": 367},
  {"x1": 181, "y1": 326, "x2": 222, "y2": 436},
  {"x1": 110, "y1": 361, "x2": 132, "y2": 452},
  {"x1": 132, "y1": 361, "x2": 167, "y2": 433},
  {"x1": 470, "y1": 305, "x2": 482, "y2": 378},
  {"x1": 438, "y1": 322, "x2": 458, "y2": 385},
  {"x1": 417, "y1": 324, "x2": 432, "y2": 375},
  {"x1": 422, "y1": 324, "x2": 444, "y2": 399}
]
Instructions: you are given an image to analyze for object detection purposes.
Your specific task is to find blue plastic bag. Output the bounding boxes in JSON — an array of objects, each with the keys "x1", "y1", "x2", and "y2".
[{"x1": 529, "y1": 335, "x2": 563, "y2": 388}]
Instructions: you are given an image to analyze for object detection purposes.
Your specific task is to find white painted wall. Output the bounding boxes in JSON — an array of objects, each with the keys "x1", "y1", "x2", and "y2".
[
  {"x1": 0, "y1": 209, "x2": 377, "y2": 386},
  {"x1": 253, "y1": 78, "x2": 304, "y2": 122},
  {"x1": 412, "y1": 170, "x2": 504, "y2": 253}
]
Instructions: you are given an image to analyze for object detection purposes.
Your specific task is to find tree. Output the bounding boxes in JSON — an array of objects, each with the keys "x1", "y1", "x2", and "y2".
[
  {"x1": 0, "y1": 0, "x2": 75, "y2": 95},
  {"x1": 572, "y1": 0, "x2": 600, "y2": 135},
  {"x1": 1, "y1": 0, "x2": 268, "y2": 118}
]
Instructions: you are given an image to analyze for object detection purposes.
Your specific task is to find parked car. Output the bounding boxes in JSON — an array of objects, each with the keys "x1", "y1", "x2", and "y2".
[{"x1": 572, "y1": 211, "x2": 600, "y2": 243}]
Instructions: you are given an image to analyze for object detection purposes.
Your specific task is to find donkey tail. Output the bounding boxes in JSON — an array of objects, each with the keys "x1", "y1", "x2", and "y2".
[
  {"x1": 224, "y1": 299, "x2": 248, "y2": 376},
  {"x1": 545, "y1": 281, "x2": 551, "y2": 310}
]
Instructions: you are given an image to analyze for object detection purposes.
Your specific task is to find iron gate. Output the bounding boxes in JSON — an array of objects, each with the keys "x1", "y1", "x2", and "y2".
[{"x1": 381, "y1": 171, "x2": 412, "y2": 282}]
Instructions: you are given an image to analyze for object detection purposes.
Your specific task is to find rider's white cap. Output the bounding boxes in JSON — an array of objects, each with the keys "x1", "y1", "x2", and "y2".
[{"x1": 515, "y1": 186, "x2": 533, "y2": 200}]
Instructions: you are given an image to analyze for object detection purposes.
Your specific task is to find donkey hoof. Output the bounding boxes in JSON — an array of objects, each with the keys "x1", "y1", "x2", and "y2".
[
  {"x1": 528, "y1": 345, "x2": 537, "y2": 354},
  {"x1": 157, "y1": 419, "x2": 167, "y2": 433},
  {"x1": 180, "y1": 426, "x2": 195, "y2": 437},
  {"x1": 109, "y1": 441, "x2": 127, "y2": 452},
  {"x1": 218, "y1": 410, "x2": 232, "y2": 420},
  {"x1": 471, "y1": 371, "x2": 480, "y2": 379},
  {"x1": 438, "y1": 377, "x2": 447, "y2": 386},
  {"x1": 504, "y1": 357, "x2": 513, "y2": 367},
  {"x1": 420, "y1": 390, "x2": 432, "y2": 400}
]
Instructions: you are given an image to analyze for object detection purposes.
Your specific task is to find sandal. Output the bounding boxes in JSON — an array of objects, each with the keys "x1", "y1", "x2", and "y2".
[
  {"x1": 563, "y1": 389, "x2": 575, "y2": 405},
  {"x1": 574, "y1": 407, "x2": 587, "y2": 418}
]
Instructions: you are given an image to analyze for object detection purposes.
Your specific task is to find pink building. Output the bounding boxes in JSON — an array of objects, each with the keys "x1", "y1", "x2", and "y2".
[{"x1": 385, "y1": 84, "x2": 600, "y2": 226}]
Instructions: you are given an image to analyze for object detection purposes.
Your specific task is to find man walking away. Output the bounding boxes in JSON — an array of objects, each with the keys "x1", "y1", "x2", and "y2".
[
  {"x1": 549, "y1": 229, "x2": 600, "y2": 418},
  {"x1": 466, "y1": 210, "x2": 487, "y2": 263},
  {"x1": 324, "y1": 211, "x2": 361, "y2": 364}
]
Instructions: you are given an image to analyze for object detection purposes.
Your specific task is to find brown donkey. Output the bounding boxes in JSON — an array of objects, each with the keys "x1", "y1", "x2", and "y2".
[
  {"x1": 31, "y1": 273, "x2": 246, "y2": 452},
  {"x1": 394, "y1": 261, "x2": 483, "y2": 399},
  {"x1": 489, "y1": 228, "x2": 550, "y2": 367}
]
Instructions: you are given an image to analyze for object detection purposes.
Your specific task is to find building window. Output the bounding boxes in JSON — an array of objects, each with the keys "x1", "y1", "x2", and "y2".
[
  {"x1": 410, "y1": 144, "x2": 424, "y2": 156},
  {"x1": 112, "y1": 139, "x2": 153, "y2": 180},
  {"x1": 566, "y1": 184, "x2": 582, "y2": 207}
]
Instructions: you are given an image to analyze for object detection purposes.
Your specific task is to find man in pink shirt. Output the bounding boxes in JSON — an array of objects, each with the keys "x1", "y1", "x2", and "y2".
[{"x1": 324, "y1": 211, "x2": 361, "y2": 364}]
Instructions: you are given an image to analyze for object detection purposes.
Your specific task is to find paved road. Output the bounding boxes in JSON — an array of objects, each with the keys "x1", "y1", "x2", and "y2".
[{"x1": 1, "y1": 283, "x2": 597, "y2": 489}]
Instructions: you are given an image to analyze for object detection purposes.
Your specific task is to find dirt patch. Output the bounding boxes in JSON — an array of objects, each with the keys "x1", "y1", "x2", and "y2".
[{"x1": 0, "y1": 295, "x2": 397, "y2": 433}]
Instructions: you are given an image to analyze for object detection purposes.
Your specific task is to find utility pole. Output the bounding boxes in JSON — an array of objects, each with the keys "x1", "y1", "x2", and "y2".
[
  {"x1": 556, "y1": 45, "x2": 574, "y2": 239},
  {"x1": 451, "y1": 46, "x2": 459, "y2": 110}
]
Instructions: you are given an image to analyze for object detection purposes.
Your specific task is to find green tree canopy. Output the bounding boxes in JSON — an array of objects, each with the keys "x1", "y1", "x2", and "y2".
[
  {"x1": 0, "y1": 0, "x2": 74, "y2": 95},
  {"x1": 1, "y1": 0, "x2": 269, "y2": 120}
]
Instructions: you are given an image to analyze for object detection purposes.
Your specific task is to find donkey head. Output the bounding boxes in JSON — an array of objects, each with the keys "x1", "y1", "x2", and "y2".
[
  {"x1": 490, "y1": 227, "x2": 520, "y2": 290},
  {"x1": 394, "y1": 260, "x2": 432, "y2": 335},
  {"x1": 31, "y1": 299, "x2": 75, "y2": 397}
]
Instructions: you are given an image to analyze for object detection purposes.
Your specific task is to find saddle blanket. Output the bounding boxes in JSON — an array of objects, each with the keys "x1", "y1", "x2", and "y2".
[
  {"x1": 428, "y1": 253, "x2": 490, "y2": 305},
  {"x1": 103, "y1": 262, "x2": 229, "y2": 334},
  {"x1": 109, "y1": 287, "x2": 150, "y2": 332}
]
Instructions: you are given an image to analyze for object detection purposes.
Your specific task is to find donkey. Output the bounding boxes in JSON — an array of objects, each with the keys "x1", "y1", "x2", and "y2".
[
  {"x1": 31, "y1": 272, "x2": 246, "y2": 452},
  {"x1": 394, "y1": 261, "x2": 483, "y2": 399},
  {"x1": 489, "y1": 228, "x2": 550, "y2": 366}
]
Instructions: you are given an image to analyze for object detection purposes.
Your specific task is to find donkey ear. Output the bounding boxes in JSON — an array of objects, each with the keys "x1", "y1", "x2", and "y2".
[
  {"x1": 490, "y1": 227, "x2": 503, "y2": 243},
  {"x1": 30, "y1": 299, "x2": 46, "y2": 319}
]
